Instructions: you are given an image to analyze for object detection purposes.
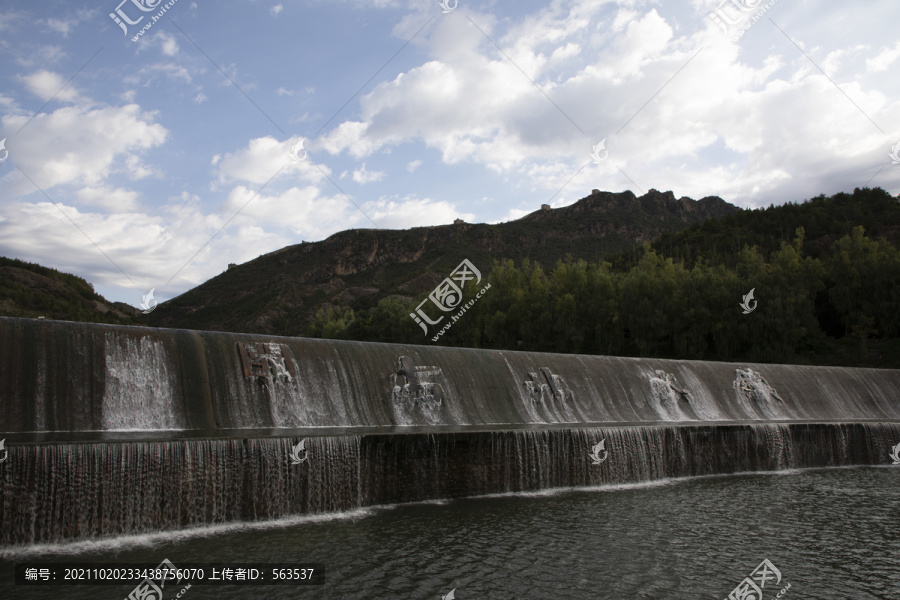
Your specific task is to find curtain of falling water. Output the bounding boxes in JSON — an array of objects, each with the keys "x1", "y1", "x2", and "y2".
[{"x1": 4, "y1": 423, "x2": 898, "y2": 547}]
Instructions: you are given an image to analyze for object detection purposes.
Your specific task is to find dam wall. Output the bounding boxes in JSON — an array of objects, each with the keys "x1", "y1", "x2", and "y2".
[
  {"x1": 2, "y1": 317, "x2": 900, "y2": 434},
  {"x1": 2, "y1": 423, "x2": 898, "y2": 546},
  {"x1": 1, "y1": 317, "x2": 899, "y2": 547}
]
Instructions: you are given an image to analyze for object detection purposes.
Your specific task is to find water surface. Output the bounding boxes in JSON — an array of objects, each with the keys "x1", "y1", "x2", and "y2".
[{"x1": 3, "y1": 466, "x2": 899, "y2": 599}]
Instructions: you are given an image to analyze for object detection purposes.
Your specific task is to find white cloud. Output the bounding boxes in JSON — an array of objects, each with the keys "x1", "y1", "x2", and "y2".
[
  {"x1": 220, "y1": 184, "x2": 358, "y2": 239},
  {"x1": 0, "y1": 9, "x2": 25, "y2": 34},
  {"x1": 314, "y1": 2, "x2": 899, "y2": 208},
  {"x1": 19, "y1": 70, "x2": 80, "y2": 103},
  {"x1": 131, "y1": 62, "x2": 194, "y2": 85},
  {"x1": 0, "y1": 93, "x2": 20, "y2": 114},
  {"x1": 492, "y1": 207, "x2": 533, "y2": 224},
  {"x1": 125, "y1": 154, "x2": 157, "y2": 180},
  {"x1": 213, "y1": 136, "x2": 327, "y2": 187},
  {"x1": 867, "y1": 40, "x2": 900, "y2": 73},
  {"x1": 550, "y1": 42, "x2": 580, "y2": 63},
  {"x1": 1, "y1": 0, "x2": 898, "y2": 307},
  {"x1": 352, "y1": 163, "x2": 385, "y2": 184},
  {"x1": 0, "y1": 104, "x2": 167, "y2": 200},
  {"x1": 15, "y1": 45, "x2": 65, "y2": 69},
  {"x1": 821, "y1": 45, "x2": 868, "y2": 77},
  {"x1": 0, "y1": 198, "x2": 174, "y2": 292},
  {"x1": 319, "y1": 121, "x2": 380, "y2": 158},
  {"x1": 318, "y1": 7, "x2": 685, "y2": 174},
  {"x1": 0, "y1": 189, "x2": 298, "y2": 301},
  {"x1": 612, "y1": 9, "x2": 639, "y2": 32},
  {"x1": 76, "y1": 185, "x2": 141, "y2": 212},
  {"x1": 157, "y1": 31, "x2": 180, "y2": 56},
  {"x1": 42, "y1": 8, "x2": 97, "y2": 37},
  {"x1": 132, "y1": 28, "x2": 184, "y2": 56},
  {"x1": 362, "y1": 195, "x2": 474, "y2": 229}
]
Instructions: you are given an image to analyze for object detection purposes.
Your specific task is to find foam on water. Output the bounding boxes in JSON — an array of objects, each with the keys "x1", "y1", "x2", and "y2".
[{"x1": 0, "y1": 507, "x2": 380, "y2": 559}]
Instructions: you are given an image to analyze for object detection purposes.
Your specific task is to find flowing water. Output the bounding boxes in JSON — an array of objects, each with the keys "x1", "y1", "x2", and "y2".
[
  {"x1": 2, "y1": 466, "x2": 899, "y2": 599},
  {"x1": 4, "y1": 423, "x2": 897, "y2": 547},
  {"x1": 4, "y1": 318, "x2": 900, "y2": 433},
  {"x1": 2, "y1": 316, "x2": 900, "y2": 598}
]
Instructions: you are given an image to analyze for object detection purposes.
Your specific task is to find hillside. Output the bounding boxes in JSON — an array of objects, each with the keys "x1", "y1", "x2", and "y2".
[
  {"x1": 265, "y1": 187, "x2": 900, "y2": 369},
  {"x1": 6, "y1": 186, "x2": 898, "y2": 368},
  {"x1": 0, "y1": 257, "x2": 137, "y2": 324},
  {"x1": 148, "y1": 188, "x2": 738, "y2": 335},
  {"x1": 645, "y1": 187, "x2": 900, "y2": 268}
]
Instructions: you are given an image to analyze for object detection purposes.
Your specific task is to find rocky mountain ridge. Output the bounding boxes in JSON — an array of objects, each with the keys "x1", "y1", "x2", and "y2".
[{"x1": 147, "y1": 188, "x2": 739, "y2": 335}]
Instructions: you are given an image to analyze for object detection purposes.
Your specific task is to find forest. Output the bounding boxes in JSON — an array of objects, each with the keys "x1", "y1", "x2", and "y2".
[{"x1": 307, "y1": 187, "x2": 900, "y2": 368}]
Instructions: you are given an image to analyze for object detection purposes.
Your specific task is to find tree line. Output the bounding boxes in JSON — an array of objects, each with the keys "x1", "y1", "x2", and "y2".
[{"x1": 308, "y1": 203, "x2": 900, "y2": 368}]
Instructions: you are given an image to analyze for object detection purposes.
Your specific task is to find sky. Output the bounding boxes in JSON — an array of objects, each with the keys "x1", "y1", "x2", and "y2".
[{"x1": 0, "y1": 0, "x2": 898, "y2": 308}]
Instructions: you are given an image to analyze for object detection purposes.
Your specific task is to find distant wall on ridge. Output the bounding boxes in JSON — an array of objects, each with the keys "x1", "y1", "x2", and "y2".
[{"x1": 2, "y1": 317, "x2": 899, "y2": 436}]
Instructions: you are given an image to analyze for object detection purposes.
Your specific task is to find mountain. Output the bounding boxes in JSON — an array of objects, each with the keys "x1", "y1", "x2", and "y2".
[
  {"x1": 646, "y1": 187, "x2": 900, "y2": 268},
  {"x1": 0, "y1": 257, "x2": 137, "y2": 324},
  {"x1": 5, "y1": 187, "x2": 898, "y2": 368},
  {"x1": 147, "y1": 189, "x2": 739, "y2": 335}
]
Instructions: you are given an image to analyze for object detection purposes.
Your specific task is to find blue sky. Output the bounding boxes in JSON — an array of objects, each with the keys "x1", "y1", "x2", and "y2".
[{"x1": 0, "y1": 0, "x2": 898, "y2": 308}]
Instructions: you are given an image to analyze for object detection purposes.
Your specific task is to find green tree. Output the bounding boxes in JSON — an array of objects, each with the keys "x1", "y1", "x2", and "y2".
[
  {"x1": 826, "y1": 226, "x2": 900, "y2": 351},
  {"x1": 307, "y1": 305, "x2": 356, "y2": 339}
]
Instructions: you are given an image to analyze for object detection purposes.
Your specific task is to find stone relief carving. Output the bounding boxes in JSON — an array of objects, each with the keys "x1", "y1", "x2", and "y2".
[
  {"x1": 523, "y1": 367, "x2": 574, "y2": 404},
  {"x1": 649, "y1": 370, "x2": 691, "y2": 404},
  {"x1": 391, "y1": 355, "x2": 444, "y2": 405},
  {"x1": 733, "y1": 368, "x2": 784, "y2": 404},
  {"x1": 237, "y1": 342, "x2": 296, "y2": 382}
]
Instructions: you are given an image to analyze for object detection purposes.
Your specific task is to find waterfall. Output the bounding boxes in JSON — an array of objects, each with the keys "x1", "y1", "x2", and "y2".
[
  {"x1": 102, "y1": 333, "x2": 182, "y2": 430},
  {"x1": 2, "y1": 423, "x2": 898, "y2": 547},
  {"x1": 3, "y1": 318, "x2": 900, "y2": 432},
  {"x1": 0, "y1": 437, "x2": 362, "y2": 546},
  {"x1": 1, "y1": 317, "x2": 899, "y2": 547}
]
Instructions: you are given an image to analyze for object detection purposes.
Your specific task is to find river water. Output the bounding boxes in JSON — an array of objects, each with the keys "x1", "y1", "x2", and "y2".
[{"x1": 3, "y1": 466, "x2": 899, "y2": 599}]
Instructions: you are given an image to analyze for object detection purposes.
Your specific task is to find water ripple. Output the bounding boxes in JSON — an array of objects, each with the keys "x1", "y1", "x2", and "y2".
[{"x1": 2, "y1": 467, "x2": 899, "y2": 599}]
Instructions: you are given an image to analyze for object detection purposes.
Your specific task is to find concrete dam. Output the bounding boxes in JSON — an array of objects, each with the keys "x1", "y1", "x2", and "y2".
[{"x1": 1, "y1": 317, "x2": 899, "y2": 547}]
